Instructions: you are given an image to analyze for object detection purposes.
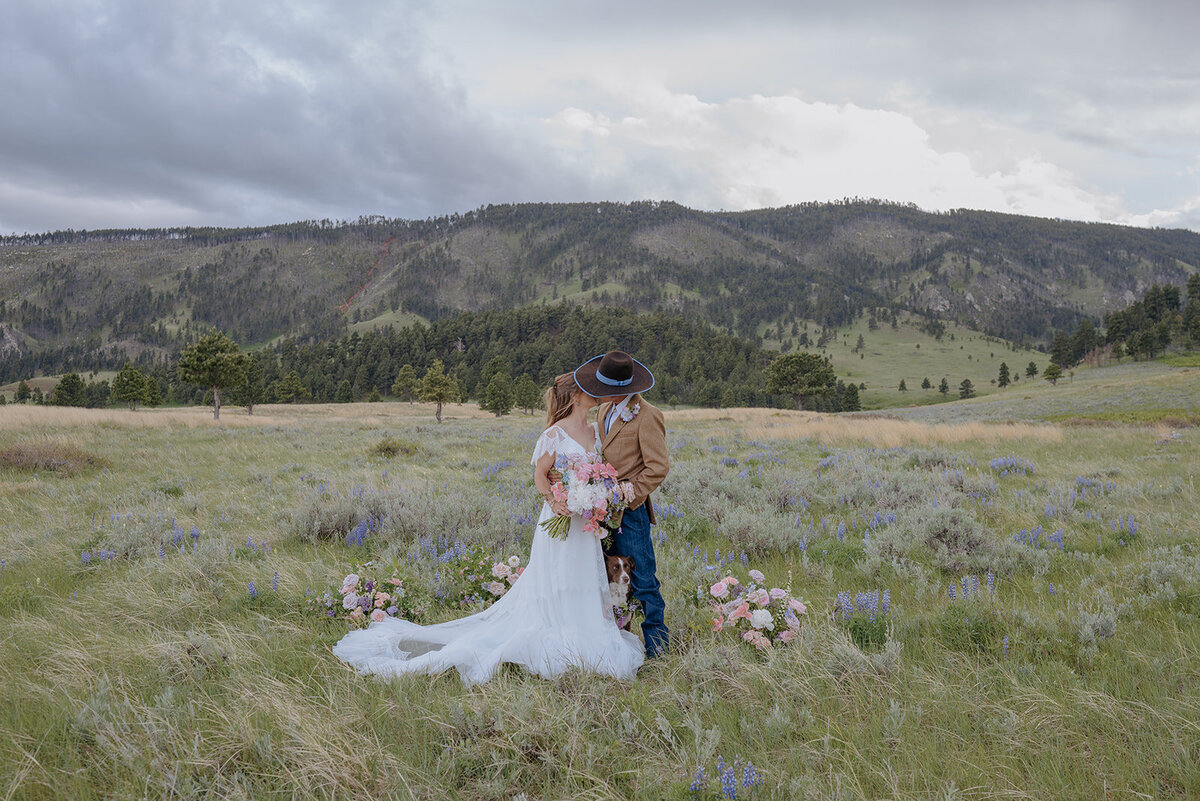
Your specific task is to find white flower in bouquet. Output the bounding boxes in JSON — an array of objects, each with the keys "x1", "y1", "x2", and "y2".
[
  {"x1": 749, "y1": 608, "x2": 775, "y2": 630},
  {"x1": 342, "y1": 592, "x2": 360, "y2": 611}
]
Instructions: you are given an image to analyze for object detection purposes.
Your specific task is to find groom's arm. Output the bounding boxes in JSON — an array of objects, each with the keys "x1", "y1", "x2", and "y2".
[{"x1": 630, "y1": 404, "x2": 669, "y2": 507}]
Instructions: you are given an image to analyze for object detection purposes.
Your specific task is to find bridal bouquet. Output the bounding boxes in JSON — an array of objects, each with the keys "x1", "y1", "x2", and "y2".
[{"x1": 542, "y1": 452, "x2": 637, "y2": 539}]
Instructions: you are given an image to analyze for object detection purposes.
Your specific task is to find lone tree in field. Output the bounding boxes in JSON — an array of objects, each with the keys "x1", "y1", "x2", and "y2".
[
  {"x1": 959, "y1": 378, "x2": 976, "y2": 399},
  {"x1": 898, "y1": 378, "x2": 908, "y2": 392},
  {"x1": 111, "y1": 363, "x2": 151, "y2": 410},
  {"x1": 997, "y1": 362, "x2": 1010, "y2": 388},
  {"x1": 938, "y1": 377, "x2": 949, "y2": 395},
  {"x1": 177, "y1": 329, "x2": 247, "y2": 421},
  {"x1": 1025, "y1": 361, "x2": 1039, "y2": 378},
  {"x1": 1043, "y1": 362, "x2": 1064, "y2": 385},
  {"x1": 766, "y1": 351, "x2": 836, "y2": 410},
  {"x1": 390, "y1": 364, "x2": 419, "y2": 404},
  {"x1": 420, "y1": 359, "x2": 456, "y2": 423},
  {"x1": 512, "y1": 374, "x2": 542, "y2": 415},
  {"x1": 921, "y1": 377, "x2": 931, "y2": 390}
]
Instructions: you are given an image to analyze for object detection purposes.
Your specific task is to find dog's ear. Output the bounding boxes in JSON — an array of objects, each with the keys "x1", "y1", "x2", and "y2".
[{"x1": 626, "y1": 555, "x2": 635, "y2": 570}]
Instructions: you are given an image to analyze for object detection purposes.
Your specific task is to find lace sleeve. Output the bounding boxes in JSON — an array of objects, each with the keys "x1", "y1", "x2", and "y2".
[{"x1": 530, "y1": 426, "x2": 566, "y2": 467}]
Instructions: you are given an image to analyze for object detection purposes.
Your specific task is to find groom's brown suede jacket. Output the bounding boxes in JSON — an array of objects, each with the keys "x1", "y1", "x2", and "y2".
[{"x1": 599, "y1": 395, "x2": 670, "y2": 525}]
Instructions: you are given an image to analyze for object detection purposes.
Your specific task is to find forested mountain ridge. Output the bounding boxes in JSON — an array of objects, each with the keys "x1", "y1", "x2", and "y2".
[{"x1": 2, "y1": 199, "x2": 1198, "y2": 381}]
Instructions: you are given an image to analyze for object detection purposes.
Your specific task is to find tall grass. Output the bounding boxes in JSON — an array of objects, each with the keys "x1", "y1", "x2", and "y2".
[{"x1": 1, "y1": 396, "x2": 1198, "y2": 799}]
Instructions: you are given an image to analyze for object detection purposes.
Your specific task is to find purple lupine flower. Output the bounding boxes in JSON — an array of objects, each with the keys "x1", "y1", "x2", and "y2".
[
  {"x1": 948, "y1": 583, "x2": 956, "y2": 601},
  {"x1": 742, "y1": 762, "x2": 762, "y2": 787},
  {"x1": 272, "y1": 571, "x2": 280, "y2": 592},
  {"x1": 81, "y1": 551, "x2": 91, "y2": 565},
  {"x1": 248, "y1": 581, "x2": 258, "y2": 599},
  {"x1": 1003, "y1": 635, "x2": 1009, "y2": 656}
]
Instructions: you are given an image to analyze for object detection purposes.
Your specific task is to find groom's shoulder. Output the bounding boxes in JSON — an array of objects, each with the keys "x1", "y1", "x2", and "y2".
[{"x1": 638, "y1": 398, "x2": 664, "y2": 422}]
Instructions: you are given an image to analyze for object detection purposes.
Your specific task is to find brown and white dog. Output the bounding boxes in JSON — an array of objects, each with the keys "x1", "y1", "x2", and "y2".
[{"x1": 604, "y1": 553, "x2": 636, "y2": 630}]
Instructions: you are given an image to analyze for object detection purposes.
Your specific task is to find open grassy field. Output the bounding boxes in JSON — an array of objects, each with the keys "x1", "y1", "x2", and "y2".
[
  {"x1": 1, "y1": 387, "x2": 1199, "y2": 799},
  {"x1": 758, "y1": 315, "x2": 1042, "y2": 411}
]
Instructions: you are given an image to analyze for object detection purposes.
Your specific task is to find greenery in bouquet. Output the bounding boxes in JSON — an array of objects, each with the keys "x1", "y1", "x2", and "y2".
[{"x1": 708, "y1": 568, "x2": 807, "y2": 651}]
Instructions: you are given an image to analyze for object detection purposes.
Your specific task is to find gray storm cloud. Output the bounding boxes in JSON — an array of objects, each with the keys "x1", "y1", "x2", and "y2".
[{"x1": 1, "y1": 0, "x2": 1197, "y2": 233}]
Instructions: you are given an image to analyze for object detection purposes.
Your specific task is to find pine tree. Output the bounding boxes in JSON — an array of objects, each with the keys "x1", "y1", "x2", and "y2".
[
  {"x1": 766, "y1": 351, "x2": 836, "y2": 410},
  {"x1": 898, "y1": 379, "x2": 907, "y2": 392},
  {"x1": 272, "y1": 371, "x2": 309, "y2": 403},
  {"x1": 1025, "y1": 361, "x2": 1039, "y2": 378},
  {"x1": 420, "y1": 359, "x2": 456, "y2": 423},
  {"x1": 921, "y1": 377, "x2": 931, "y2": 390},
  {"x1": 15, "y1": 379, "x2": 31, "y2": 402},
  {"x1": 52, "y1": 373, "x2": 87, "y2": 407},
  {"x1": 111, "y1": 363, "x2": 150, "y2": 410},
  {"x1": 512, "y1": 375, "x2": 542, "y2": 415},
  {"x1": 177, "y1": 329, "x2": 248, "y2": 420},
  {"x1": 842, "y1": 382, "x2": 861, "y2": 411},
  {"x1": 390, "y1": 364, "x2": 419, "y2": 404},
  {"x1": 959, "y1": 378, "x2": 975, "y2": 399},
  {"x1": 335, "y1": 379, "x2": 354, "y2": 403},
  {"x1": 938, "y1": 377, "x2": 949, "y2": 395},
  {"x1": 481, "y1": 373, "x2": 514, "y2": 416},
  {"x1": 997, "y1": 362, "x2": 1010, "y2": 388},
  {"x1": 1043, "y1": 362, "x2": 1064, "y2": 385}
]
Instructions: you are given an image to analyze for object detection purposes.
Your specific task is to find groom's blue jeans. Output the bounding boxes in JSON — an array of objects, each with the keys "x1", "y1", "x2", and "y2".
[{"x1": 612, "y1": 503, "x2": 668, "y2": 658}]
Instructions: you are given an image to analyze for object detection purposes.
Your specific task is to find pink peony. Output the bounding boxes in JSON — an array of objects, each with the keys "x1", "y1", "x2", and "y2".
[
  {"x1": 485, "y1": 581, "x2": 506, "y2": 596},
  {"x1": 491, "y1": 563, "x2": 511, "y2": 579},
  {"x1": 749, "y1": 569, "x2": 766, "y2": 583},
  {"x1": 375, "y1": 592, "x2": 390, "y2": 602},
  {"x1": 769, "y1": 588, "x2": 788, "y2": 600},
  {"x1": 370, "y1": 609, "x2": 386, "y2": 623},
  {"x1": 778, "y1": 629, "x2": 797, "y2": 644},
  {"x1": 729, "y1": 602, "x2": 752, "y2": 622},
  {"x1": 711, "y1": 616, "x2": 724, "y2": 632},
  {"x1": 710, "y1": 581, "x2": 730, "y2": 599},
  {"x1": 723, "y1": 576, "x2": 740, "y2": 586},
  {"x1": 349, "y1": 607, "x2": 364, "y2": 620},
  {"x1": 374, "y1": 597, "x2": 386, "y2": 608},
  {"x1": 788, "y1": 599, "x2": 808, "y2": 615},
  {"x1": 748, "y1": 588, "x2": 771, "y2": 607}
]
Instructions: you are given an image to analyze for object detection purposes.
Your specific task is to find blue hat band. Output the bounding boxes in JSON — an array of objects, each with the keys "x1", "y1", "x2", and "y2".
[{"x1": 595, "y1": 370, "x2": 633, "y2": 387}]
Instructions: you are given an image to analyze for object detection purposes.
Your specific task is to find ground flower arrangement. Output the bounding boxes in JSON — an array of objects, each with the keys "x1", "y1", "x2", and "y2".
[
  {"x1": 308, "y1": 552, "x2": 528, "y2": 627},
  {"x1": 709, "y1": 568, "x2": 807, "y2": 650}
]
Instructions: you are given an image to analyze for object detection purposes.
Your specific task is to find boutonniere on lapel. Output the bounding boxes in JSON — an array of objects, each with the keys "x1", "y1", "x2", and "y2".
[{"x1": 619, "y1": 402, "x2": 640, "y2": 423}]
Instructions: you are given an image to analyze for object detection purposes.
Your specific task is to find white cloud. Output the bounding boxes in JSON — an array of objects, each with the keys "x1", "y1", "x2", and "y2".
[{"x1": 540, "y1": 87, "x2": 1119, "y2": 222}]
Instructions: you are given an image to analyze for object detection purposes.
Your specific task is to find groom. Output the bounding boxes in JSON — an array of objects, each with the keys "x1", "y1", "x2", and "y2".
[{"x1": 574, "y1": 351, "x2": 670, "y2": 658}]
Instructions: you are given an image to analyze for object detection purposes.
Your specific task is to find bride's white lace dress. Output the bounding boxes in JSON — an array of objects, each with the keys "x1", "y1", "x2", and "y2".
[{"x1": 331, "y1": 422, "x2": 645, "y2": 685}]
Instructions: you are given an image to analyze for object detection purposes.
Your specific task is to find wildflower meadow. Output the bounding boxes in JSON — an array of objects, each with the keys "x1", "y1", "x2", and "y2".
[{"x1": 1, "y1": 387, "x2": 1198, "y2": 799}]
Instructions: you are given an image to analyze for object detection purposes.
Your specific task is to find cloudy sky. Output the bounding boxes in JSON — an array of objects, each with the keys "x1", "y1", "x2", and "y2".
[{"x1": 2, "y1": 0, "x2": 1198, "y2": 234}]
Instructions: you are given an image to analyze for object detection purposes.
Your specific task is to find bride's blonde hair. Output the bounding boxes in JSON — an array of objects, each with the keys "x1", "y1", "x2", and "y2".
[{"x1": 544, "y1": 373, "x2": 579, "y2": 426}]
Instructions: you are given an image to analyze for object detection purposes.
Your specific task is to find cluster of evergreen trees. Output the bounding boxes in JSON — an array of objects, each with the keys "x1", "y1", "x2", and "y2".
[{"x1": 1048, "y1": 277, "x2": 1200, "y2": 368}]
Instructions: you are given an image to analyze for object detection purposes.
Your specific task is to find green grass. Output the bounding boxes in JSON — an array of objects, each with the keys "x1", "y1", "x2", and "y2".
[
  {"x1": 760, "y1": 313, "x2": 1039, "y2": 410},
  {"x1": 2, "y1": 393, "x2": 1199, "y2": 799}
]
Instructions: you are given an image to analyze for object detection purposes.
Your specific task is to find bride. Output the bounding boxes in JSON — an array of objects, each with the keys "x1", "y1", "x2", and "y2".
[{"x1": 331, "y1": 372, "x2": 645, "y2": 685}]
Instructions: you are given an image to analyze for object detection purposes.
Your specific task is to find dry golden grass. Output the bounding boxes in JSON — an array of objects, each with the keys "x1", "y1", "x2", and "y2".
[
  {"x1": 0, "y1": 437, "x2": 109, "y2": 473},
  {"x1": 0, "y1": 401, "x2": 495, "y2": 430},
  {"x1": 669, "y1": 407, "x2": 1064, "y2": 446}
]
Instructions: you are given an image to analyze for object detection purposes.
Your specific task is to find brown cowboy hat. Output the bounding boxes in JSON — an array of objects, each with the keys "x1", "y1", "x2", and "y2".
[{"x1": 574, "y1": 351, "x2": 655, "y2": 398}]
